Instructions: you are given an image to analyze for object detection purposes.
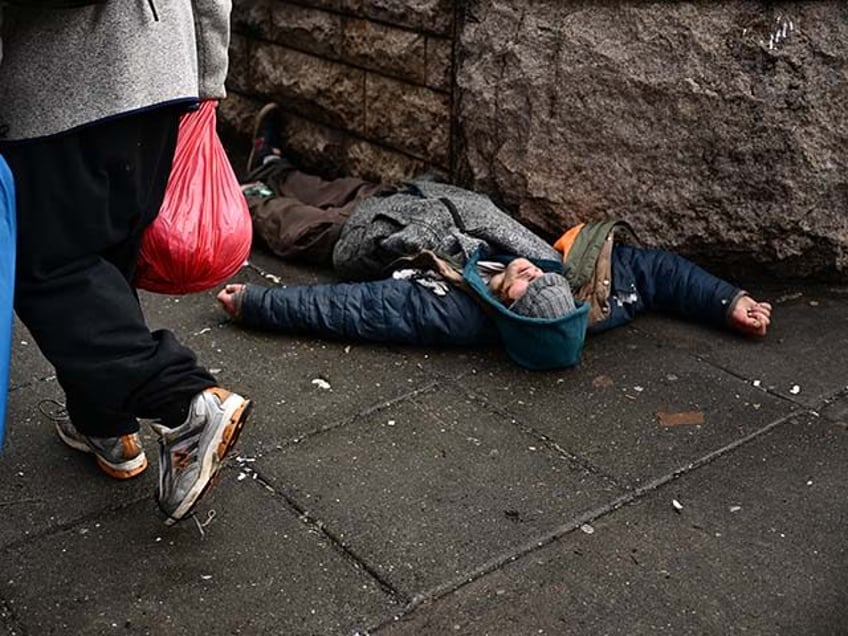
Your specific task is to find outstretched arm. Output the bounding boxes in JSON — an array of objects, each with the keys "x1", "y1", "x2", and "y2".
[
  {"x1": 607, "y1": 245, "x2": 772, "y2": 337},
  {"x1": 218, "y1": 280, "x2": 499, "y2": 347}
]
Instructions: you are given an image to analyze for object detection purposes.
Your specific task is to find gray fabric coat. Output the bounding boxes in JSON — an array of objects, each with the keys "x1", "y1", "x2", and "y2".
[
  {"x1": 332, "y1": 180, "x2": 561, "y2": 281},
  {"x1": 0, "y1": 0, "x2": 230, "y2": 141}
]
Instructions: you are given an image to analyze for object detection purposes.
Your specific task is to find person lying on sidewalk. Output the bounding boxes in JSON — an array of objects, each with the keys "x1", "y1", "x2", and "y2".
[{"x1": 218, "y1": 104, "x2": 772, "y2": 367}]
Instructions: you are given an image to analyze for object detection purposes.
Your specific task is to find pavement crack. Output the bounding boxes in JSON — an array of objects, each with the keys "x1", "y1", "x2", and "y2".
[
  {"x1": 629, "y1": 324, "x2": 828, "y2": 411},
  {"x1": 357, "y1": 381, "x2": 441, "y2": 418},
  {"x1": 448, "y1": 381, "x2": 626, "y2": 489},
  {"x1": 261, "y1": 380, "x2": 442, "y2": 454},
  {"x1": 0, "y1": 498, "x2": 44, "y2": 509},
  {"x1": 1, "y1": 494, "x2": 149, "y2": 553},
  {"x1": 817, "y1": 385, "x2": 848, "y2": 415},
  {"x1": 239, "y1": 470, "x2": 409, "y2": 607},
  {"x1": 366, "y1": 407, "x2": 802, "y2": 633}
]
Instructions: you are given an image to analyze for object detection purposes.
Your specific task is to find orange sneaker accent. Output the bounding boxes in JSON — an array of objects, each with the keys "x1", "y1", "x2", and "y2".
[
  {"x1": 95, "y1": 455, "x2": 149, "y2": 480},
  {"x1": 54, "y1": 417, "x2": 148, "y2": 481},
  {"x1": 207, "y1": 387, "x2": 231, "y2": 402},
  {"x1": 216, "y1": 399, "x2": 251, "y2": 459},
  {"x1": 121, "y1": 435, "x2": 142, "y2": 457}
]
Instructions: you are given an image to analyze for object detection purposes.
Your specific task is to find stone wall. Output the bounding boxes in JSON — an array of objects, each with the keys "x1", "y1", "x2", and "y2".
[
  {"x1": 223, "y1": 1, "x2": 848, "y2": 281},
  {"x1": 224, "y1": 0, "x2": 455, "y2": 184}
]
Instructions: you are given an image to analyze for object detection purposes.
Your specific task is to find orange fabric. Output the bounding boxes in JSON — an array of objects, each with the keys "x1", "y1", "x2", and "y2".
[{"x1": 553, "y1": 223, "x2": 585, "y2": 259}]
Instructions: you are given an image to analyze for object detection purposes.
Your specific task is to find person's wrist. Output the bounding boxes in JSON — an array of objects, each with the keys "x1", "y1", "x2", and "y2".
[{"x1": 726, "y1": 290, "x2": 749, "y2": 321}]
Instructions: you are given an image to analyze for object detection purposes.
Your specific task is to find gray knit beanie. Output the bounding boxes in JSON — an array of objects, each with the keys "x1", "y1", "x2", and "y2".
[{"x1": 509, "y1": 272, "x2": 576, "y2": 319}]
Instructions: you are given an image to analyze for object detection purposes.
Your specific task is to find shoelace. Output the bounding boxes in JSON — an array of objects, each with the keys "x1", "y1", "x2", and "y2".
[{"x1": 37, "y1": 398, "x2": 68, "y2": 422}]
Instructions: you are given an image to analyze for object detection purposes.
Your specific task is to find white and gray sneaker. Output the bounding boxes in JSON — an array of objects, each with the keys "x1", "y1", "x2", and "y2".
[
  {"x1": 153, "y1": 387, "x2": 252, "y2": 526},
  {"x1": 43, "y1": 400, "x2": 148, "y2": 480}
]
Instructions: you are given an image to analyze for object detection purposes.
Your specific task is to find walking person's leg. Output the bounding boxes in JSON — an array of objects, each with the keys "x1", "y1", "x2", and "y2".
[{"x1": 5, "y1": 106, "x2": 252, "y2": 523}]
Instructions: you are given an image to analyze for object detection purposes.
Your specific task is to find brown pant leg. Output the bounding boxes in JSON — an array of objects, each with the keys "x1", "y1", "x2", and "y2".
[
  {"x1": 245, "y1": 164, "x2": 390, "y2": 265},
  {"x1": 249, "y1": 195, "x2": 348, "y2": 265},
  {"x1": 276, "y1": 171, "x2": 387, "y2": 209}
]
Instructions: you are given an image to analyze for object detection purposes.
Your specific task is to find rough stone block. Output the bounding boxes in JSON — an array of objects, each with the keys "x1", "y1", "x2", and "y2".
[
  {"x1": 456, "y1": 1, "x2": 848, "y2": 280},
  {"x1": 426, "y1": 35, "x2": 453, "y2": 91},
  {"x1": 337, "y1": 0, "x2": 453, "y2": 35},
  {"x1": 226, "y1": 33, "x2": 253, "y2": 95},
  {"x1": 287, "y1": 0, "x2": 342, "y2": 12},
  {"x1": 217, "y1": 92, "x2": 263, "y2": 178},
  {"x1": 347, "y1": 139, "x2": 434, "y2": 183},
  {"x1": 223, "y1": 0, "x2": 848, "y2": 280},
  {"x1": 365, "y1": 73, "x2": 450, "y2": 165},
  {"x1": 231, "y1": 0, "x2": 268, "y2": 37},
  {"x1": 218, "y1": 91, "x2": 263, "y2": 138},
  {"x1": 342, "y1": 17, "x2": 427, "y2": 83},
  {"x1": 282, "y1": 113, "x2": 352, "y2": 179},
  {"x1": 235, "y1": 0, "x2": 343, "y2": 58},
  {"x1": 253, "y1": 42, "x2": 365, "y2": 129}
]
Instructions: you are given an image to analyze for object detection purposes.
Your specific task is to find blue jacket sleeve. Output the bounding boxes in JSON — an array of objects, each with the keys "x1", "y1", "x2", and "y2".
[
  {"x1": 591, "y1": 244, "x2": 744, "y2": 334},
  {"x1": 239, "y1": 278, "x2": 499, "y2": 347}
]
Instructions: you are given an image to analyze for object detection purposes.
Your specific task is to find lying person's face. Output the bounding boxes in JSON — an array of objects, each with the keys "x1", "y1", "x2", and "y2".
[{"x1": 489, "y1": 258, "x2": 544, "y2": 303}]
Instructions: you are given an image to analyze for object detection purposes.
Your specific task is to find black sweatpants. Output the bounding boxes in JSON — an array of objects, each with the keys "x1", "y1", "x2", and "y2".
[{"x1": 2, "y1": 106, "x2": 216, "y2": 437}]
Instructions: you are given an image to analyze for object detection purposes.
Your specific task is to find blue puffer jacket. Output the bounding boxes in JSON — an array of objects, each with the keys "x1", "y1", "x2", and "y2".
[
  {"x1": 240, "y1": 277, "x2": 499, "y2": 347},
  {"x1": 237, "y1": 245, "x2": 743, "y2": 349},
  {"x1": 591, "y1": 245, "x2": 743, "y2": 334}
]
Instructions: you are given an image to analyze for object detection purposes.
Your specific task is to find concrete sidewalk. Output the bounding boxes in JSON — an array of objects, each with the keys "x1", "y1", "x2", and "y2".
[{"x1": 1, "y1": 248, "x2": 846, "y2": 635}]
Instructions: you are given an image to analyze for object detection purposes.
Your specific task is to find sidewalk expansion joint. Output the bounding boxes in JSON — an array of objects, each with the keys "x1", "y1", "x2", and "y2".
[
  {"x1": 818, "y1": 384, "x2": 848, "y2": 412},
  {"x1": 1, "y1": 493, "x2": 150, "y2": 554},
  {"x1": 448, "y1": 381, "x2": 625, "y2": 489},
  {"x1": 263, "y1": 380, "x2": 442, "y2": 455},
  {"x1": 236, "y1": 467, "x2": 409, "y2": 607},
  {"x1": 689, "y1": 351, "x2": 845, "y2": 414},
  {"x1": 365, "y1": 408, "x2": 801, "y2": 633},
  {"x1": 357, "y1": 381, "x2": 442, "y2": 419}
]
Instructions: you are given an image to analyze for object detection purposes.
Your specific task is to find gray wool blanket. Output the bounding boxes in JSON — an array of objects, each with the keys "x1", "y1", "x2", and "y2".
[{"x1": 332, "y1": 180, "x2": 561, "y2": 281}]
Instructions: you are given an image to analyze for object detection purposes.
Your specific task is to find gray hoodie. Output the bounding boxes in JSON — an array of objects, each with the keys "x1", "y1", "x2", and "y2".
[{"x1": 0, "y1": 0, "x2": 230, "y2": 141}]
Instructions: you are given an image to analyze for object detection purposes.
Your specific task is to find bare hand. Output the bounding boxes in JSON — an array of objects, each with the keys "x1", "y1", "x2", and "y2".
[
  {"x1": 729, "y1": 295, "x2": 772, "y2": 337},
  {"x1": 217, "y1": 284, "x2": 246, "y2": 319}
]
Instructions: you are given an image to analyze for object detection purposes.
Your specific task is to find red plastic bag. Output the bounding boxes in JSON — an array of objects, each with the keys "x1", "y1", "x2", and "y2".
[{"x1": 135, "y1": 100, "x2": 252, "y2": 294}]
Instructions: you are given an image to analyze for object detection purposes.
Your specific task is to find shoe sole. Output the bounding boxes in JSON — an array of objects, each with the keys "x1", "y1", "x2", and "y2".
[
  {"x1": 95, "y1": 455, "x2": 149, "y2": 481},
  {"x1": 245, "y1": 103, "x2": 280, "y2": 175},
  {"x1": 163, "y1": 394, "x2": 252, "y2": 526},
  {"x1": 55, "y1": 422, "x2": 148, "y2": 480}
]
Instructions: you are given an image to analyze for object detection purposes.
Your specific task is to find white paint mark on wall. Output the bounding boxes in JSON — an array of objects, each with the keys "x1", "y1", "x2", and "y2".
[{"x1": 766, "y1": 15, "x2": 796, "y2": 51}]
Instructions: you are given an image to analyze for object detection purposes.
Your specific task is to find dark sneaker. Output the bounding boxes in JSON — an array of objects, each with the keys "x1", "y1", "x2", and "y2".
[
  {"x1": 246, "y1": 103, "x2": 284, "y2": 174},
  {"x1": 153, "y1": 387, "x2": 252, "y2": 526},
  {"x1": 54, "y1": 416, "x2": 148, "y2": 480}
]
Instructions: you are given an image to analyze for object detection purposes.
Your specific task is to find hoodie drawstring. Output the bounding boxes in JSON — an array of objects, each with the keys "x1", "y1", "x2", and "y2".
[{"x1": 147, "y1": 0, "x2": 159, "y2": 21}]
